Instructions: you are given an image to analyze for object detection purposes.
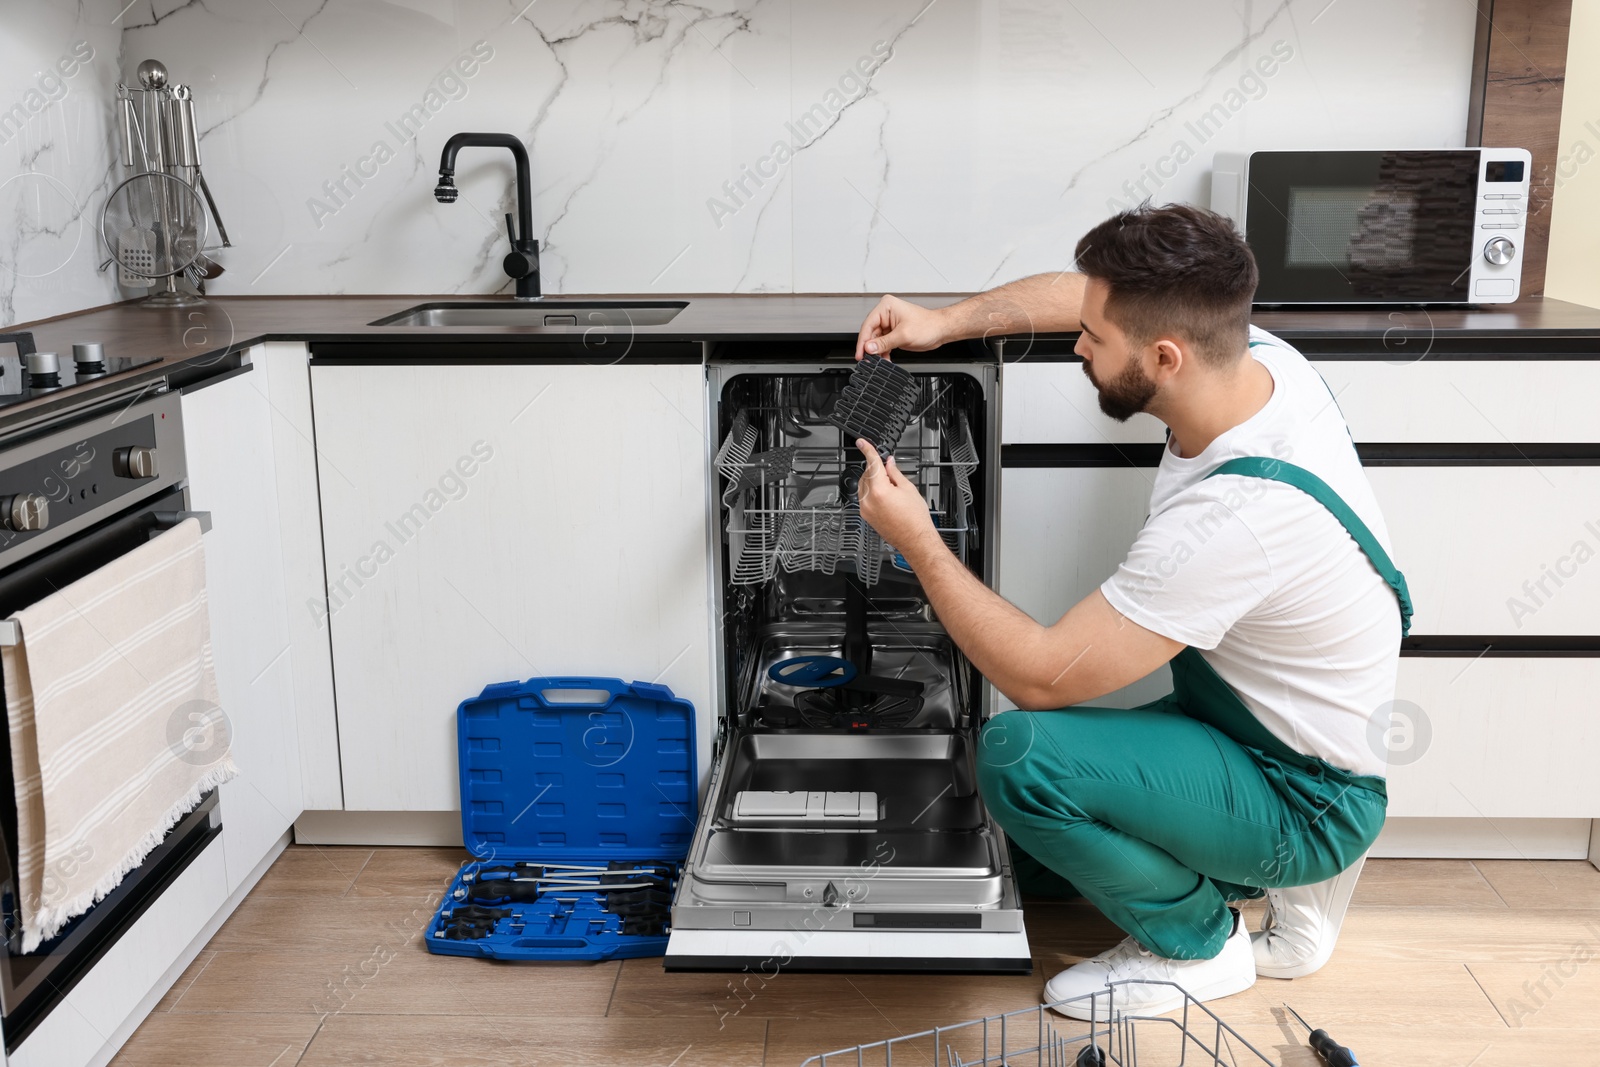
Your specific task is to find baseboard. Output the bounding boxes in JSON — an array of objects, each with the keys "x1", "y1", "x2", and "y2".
[
  {"x1": 85, "y1": 829, "x2": 291, "y2": 1067},
  {"x1": 294, "y1": 809, "x2": 462, "y2": 846},
  {"x1": 1372, "y1": 817, "x2": 1593, "y2": 859}
]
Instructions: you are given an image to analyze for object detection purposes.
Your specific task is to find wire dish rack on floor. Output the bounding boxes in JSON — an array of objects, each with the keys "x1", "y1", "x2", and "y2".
[
  {"x1": 716, "y1": 406, "x2": 978, "y2": 587},
  {"x1": 800, "y1": 981, "x2": 1279, "y2": 1067}
]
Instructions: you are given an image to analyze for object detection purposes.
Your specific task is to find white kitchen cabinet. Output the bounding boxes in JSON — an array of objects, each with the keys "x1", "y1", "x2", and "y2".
[
  {"x1": 259, "y1": 343, "x2": 343, "y2": 811},
  {"x1": 1000, "y1": 465, "x2": 1600, "y2": 820},
  {"x1": 997, "y1": 465, "x2": 1170, "y2": 710},
  {"x1": 1371, "y1": 466, "x2": 1600, "y2": 637},
  {"x1": 1000, "y1": 462, "x2": 1600, "y2": 640},
  {"x1": 180, "y1": 356, "x2": 306, "y2": 890},
  {"x1": 1002, "y1": 356, "x2": 1600, "y2": 446},
  {"x1": 309, "y1": 359, "x2": 714, "y2": 813},
  {"x1": 1312, "y1": 359, "x2": 1600, "y2": 443},
  {"x1": 1385, "y1": 656, "x2": 1600, "y2": 818},
  {"x1": 7, "y1": 837, "x2": 229, "y2": 1067},
  {"x1": 995, "y1": 349, "x2": 1600, "y2": 837},
  {"x1": 1002, "y1": 361, "x2": 1166, "y2": 446}
]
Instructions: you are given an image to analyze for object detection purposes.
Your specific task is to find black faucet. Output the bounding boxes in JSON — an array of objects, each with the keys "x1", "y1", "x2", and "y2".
[{"x1": 435, "y1": 132, "x2": 540, "y2": 299}]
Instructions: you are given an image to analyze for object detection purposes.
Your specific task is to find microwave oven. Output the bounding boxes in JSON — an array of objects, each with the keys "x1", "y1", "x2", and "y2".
[{"x1": 1211, "y1": 148, "x2": 1531, "y2": 306}]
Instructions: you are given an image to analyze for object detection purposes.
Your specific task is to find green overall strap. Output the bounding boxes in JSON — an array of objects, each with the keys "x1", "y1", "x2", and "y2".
[{"x1": 1206, "y1": 457, "x2": 1413, "y2": 638}]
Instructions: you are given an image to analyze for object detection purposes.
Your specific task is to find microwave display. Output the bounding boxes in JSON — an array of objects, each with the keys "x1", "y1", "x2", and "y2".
[{"x1": 1485, "y1": 159, "x2": 1524, "y2": 182}]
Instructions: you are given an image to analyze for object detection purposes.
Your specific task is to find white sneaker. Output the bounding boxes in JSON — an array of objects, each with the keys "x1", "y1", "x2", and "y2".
[
  {"x1": 1043, "y1": 909, "x2": 1256, "y2": 1019},
  {"x1": 1251, "y1": 852, "x2": 1368, "y2": 979}
]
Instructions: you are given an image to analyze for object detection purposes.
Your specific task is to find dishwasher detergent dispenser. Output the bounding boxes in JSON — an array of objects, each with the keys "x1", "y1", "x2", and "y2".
[{"x1": 665, "y1": 346, "x2": 1029, "y2": 974}]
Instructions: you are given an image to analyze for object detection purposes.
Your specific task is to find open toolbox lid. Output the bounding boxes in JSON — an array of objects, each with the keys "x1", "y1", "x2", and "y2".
[{"x1": 456, "y1": 676, "x2": 698, "y2": 863}]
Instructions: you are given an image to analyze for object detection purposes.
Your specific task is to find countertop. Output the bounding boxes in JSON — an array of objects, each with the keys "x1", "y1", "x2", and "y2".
[{"x1": 5, "y1": 292, "x2": 1600, "y2": 432}]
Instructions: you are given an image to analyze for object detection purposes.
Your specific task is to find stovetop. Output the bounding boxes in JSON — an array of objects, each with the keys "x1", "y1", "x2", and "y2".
[{"x1": 0, "y1": 355, "x2": 163, "y2": 411}]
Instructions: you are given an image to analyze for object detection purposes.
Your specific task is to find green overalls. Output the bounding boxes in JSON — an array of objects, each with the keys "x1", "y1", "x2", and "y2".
[{"x1": 976, "y1": 457, "x2": 1412, "y2": 961}]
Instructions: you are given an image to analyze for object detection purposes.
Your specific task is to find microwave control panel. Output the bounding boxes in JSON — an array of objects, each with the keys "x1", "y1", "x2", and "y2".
[{"x1": 1472, "y1": 148, "x2": 1532, "y2": 303}]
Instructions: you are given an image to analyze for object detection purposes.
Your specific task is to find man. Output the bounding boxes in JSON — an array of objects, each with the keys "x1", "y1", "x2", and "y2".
[{"x1": 851, "y1": 204, "x2": 1407, "y2": 1019}]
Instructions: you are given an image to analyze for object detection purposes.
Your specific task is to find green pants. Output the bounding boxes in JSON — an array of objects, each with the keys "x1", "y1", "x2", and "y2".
[
  {"x1": 975, "y1": 696, "x2": 1386, "y2": 961},
  {"x1": 977, "y1": 455, "x2": 1406, "y2": 961}
]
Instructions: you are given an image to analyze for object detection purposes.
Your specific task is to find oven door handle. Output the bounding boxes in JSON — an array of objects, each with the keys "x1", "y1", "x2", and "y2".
[
  {"x1": 150, "y1": 509, "x2": 213, "y2": 535},
  {"x1": 0, "y1": 510, "x2": 211, "y2": 647}
]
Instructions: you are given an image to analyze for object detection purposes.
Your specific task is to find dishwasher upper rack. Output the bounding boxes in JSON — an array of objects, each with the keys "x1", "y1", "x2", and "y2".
[{"x1": 715, "y1": 409, "x2": 978, "y2": 588}]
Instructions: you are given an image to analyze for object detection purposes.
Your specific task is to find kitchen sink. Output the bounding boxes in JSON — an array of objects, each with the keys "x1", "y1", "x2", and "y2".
[{"x1": 370, "y1": 300, "x2": 688, "y2": 328}]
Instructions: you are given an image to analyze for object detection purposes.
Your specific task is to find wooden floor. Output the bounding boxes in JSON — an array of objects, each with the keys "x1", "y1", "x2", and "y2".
[{"x1": 110, "y1": 847, "x2": 1600, "y2": 1066}]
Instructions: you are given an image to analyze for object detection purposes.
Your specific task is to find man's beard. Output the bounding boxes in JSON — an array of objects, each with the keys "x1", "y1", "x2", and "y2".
[{"x1": 1083, "y1": 357, "x2": 1158, "y2": 422}]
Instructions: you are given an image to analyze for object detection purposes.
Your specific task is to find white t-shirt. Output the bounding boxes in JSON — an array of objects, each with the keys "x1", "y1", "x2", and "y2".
[{"x1": 1100, "y1": 326, "x2": 1401, "y2": 777}]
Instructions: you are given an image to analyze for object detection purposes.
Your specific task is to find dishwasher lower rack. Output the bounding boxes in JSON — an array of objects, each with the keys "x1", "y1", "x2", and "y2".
[
  {"x1": 801, "y1": 982, "x2": 1280, "y2": 1066},
  {"x1": 716, "y1": 408, "x2": 978, "y2": 587}
]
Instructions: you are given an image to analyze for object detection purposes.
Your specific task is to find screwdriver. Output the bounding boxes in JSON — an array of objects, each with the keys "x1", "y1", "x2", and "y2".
[{"x1": 1284, "y1": 1004, "x2": 1359, "y2": 1067}]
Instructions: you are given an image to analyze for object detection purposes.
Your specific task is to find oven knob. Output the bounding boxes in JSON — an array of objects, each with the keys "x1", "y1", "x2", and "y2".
[
  {"x1": 1483, "y1": 236, "x2": 1516, "y2": 266},
  {"x1": 2, "y1": 494, "x2": 49, "y2": 532},
  {"x1": 113, "y1": 446, "x2": 158, "y2": 479}
]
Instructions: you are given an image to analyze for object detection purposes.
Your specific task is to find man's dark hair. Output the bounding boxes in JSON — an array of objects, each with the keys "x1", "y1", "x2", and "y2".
[{"x1": 1074, "y1": 203, "x2": 1258, "y2": 367}]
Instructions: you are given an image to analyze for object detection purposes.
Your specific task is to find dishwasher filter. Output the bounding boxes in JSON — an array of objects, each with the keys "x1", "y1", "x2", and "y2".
[
  {"x1": 667, "y1": 354, "x2": 1029, "y2": 974},
  {"x1": 428, "y1": 677, "x2": 696, "y2": 961},
  {"x1": 824, "y1": 352, "x2": 921, "y2": 459}
]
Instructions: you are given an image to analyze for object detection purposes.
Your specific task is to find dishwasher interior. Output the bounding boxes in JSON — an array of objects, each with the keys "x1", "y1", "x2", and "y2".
[{"x1": 665, "y1": 350, "x2": 1030, "y2": 973}]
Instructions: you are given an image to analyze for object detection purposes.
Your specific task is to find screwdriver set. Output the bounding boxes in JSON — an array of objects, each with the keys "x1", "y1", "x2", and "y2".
[
  {"x1": 426, "y1": 677, "x2": 697, "y2": 962},
  {"x1": 432, "y1": 860, "x2": 677, "y2": 944}
]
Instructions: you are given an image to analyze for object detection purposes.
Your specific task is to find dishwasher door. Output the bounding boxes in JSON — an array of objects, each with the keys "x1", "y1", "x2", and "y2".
[{"x1": 667, "y1": 355, "x2": 1029, "y2": 973}]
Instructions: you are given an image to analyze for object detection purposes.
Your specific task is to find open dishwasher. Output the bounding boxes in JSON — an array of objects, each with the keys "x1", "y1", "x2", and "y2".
[{"x1": 665, "y1": 343, "x2": 1030, "y2": 973}]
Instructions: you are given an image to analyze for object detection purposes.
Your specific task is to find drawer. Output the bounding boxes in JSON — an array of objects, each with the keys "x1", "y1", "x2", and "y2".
[
  {"x1": 1371, "y1": 467, "x2": 1600, "y2": 637},
  {"x1": 1000, "y1": 359, "x2": 1600, "y2": 445},
  {"x1": 998, "y1": 466, "x2": 1148, "y2": 623},
  {"x1": 9, "y1": 838, "x2": 229, "y2": 1067},
  {"x1": 1384, "y1": 656, "x2": 1600, "y2": 818},
  {"x1": 999, "y1": 465, "x2": 1600, "y2": 638},
  {"x1": 997, "y1": 470, "x2": 1599, "y2": 818},
  {"x1": 1002, "y1": 362, "x2": 1165, "y2": 445},
  {"x1": 1311, "y1": 360, "x2": 1600, "y2": 444},
  {"x1": 998, "y1": 466, "x2": 1169, "y2": 711}
]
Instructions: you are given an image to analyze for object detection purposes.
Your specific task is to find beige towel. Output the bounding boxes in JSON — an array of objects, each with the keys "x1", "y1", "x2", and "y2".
[{"x1": 2, "y1": 518, "x2": 236, "y2": 952}]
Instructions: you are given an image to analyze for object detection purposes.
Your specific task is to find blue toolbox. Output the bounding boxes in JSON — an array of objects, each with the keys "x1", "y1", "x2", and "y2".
[{"x1": 426, "y1": 676, "x2": 697, "y2": 961}]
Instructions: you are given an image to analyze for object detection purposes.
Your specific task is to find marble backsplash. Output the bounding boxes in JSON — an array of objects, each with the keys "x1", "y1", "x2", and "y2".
[{"x1": 3, "y1": 0, "x2": 1476, "y2": 325}]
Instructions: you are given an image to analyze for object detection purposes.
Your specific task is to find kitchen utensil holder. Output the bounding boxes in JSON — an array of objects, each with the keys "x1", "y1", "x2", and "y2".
[{"x1": 104, "y1": 66, "x2": 229, "y2": 306}]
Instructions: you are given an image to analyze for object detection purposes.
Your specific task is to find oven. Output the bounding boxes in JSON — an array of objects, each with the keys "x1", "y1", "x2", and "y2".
[
  {"x1": 0, "y1": 381, "x2": 220, "y2": 1051},
  {"x1": 1210, "y1": 148, "x2": 1531, "y2": 306}
]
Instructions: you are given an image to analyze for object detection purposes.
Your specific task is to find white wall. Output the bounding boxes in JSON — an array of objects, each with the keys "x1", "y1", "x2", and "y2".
[
  {"x1": 0, "y1": 1, "x2": 124, "y2": 326},
  {"x1": 1547, "y1": 0, "x2": 1600, "y2": 310},
  {"x1": 5, "y1": 0, "x2": 1477, "y2": 320}
]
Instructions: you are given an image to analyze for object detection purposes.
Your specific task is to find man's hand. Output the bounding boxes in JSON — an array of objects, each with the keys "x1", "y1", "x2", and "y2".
[
  {"x1": 855, "y1": 439, "x2": 940, "y2": 557},
  {"x1": 855, "y1": 275, "x2": 1087, "y2": 360},
  {"x1": 855, "y1": 295, "x2": 949, "y2": 359}
]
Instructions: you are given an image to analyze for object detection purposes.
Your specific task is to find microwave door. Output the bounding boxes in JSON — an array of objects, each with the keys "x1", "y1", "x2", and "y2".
[{"x1": 1246, "y1": 150, "x2": 1480, "y2": 305}]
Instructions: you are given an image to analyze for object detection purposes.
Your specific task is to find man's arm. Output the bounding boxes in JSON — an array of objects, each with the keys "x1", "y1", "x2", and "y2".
[
  {"x1": 856, "y1": 272, "x2": 1087, "y2": 358},
  {"x1": 854, "y1": 441, "x2": 1181, "y2": 709}
]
